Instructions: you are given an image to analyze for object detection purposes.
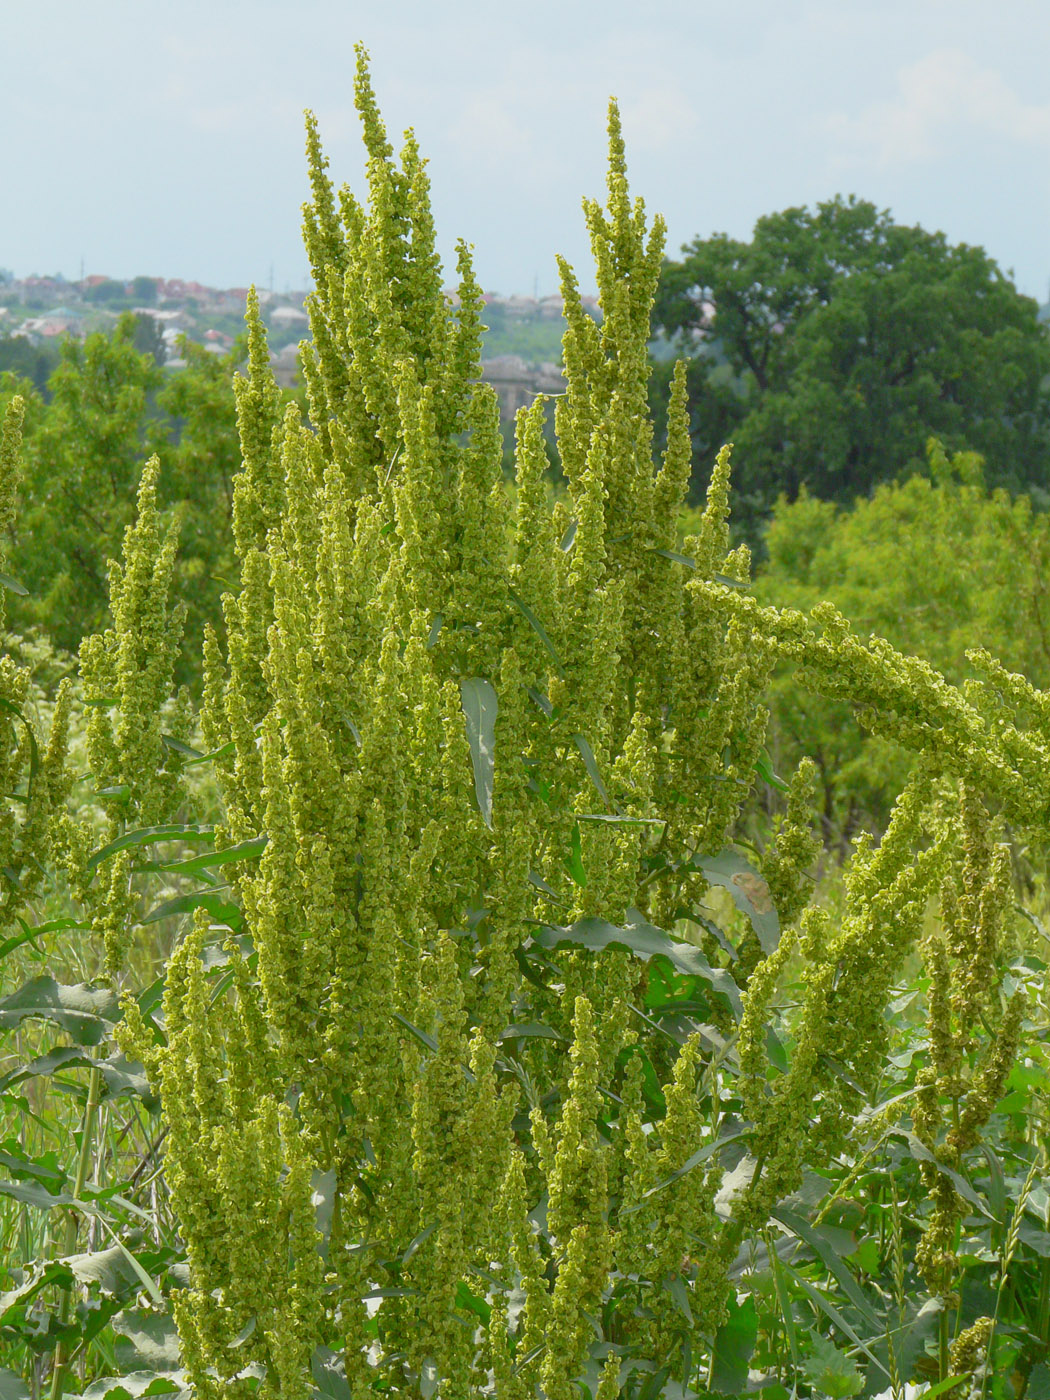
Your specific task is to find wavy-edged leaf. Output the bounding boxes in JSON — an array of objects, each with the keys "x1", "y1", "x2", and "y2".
[
  {"x1": 534, "y1": 908, "x2": 742, "y2": 1018},
  {"x1": 0, "y1": 1179, "x2": 74, "y2": 1210},
  {"x1": 709, "y1": 1292, "x2": 758, "y2": 1394},
  {"x1": 693, "y1": 850, "x2": 780, "y2": 954},
  {"x1": 113, "y1": 1310, "x2": 182, "y2": 1370},
  {"x1": 88, "y1": 825, "x2": 214, "y2": 873},
  {"x1": 0, "y1": 976, "x2": 118, "y2": 1044},
  {"x1": 0, "y1": 1260, "x2": 74, "y2": 1318},
  {"x1": 81, "y1": 1371, "x2": 183, "y2": 1400},
  {"x1": 64, "y1": 1243, "x2": 143, "y2": 1296},
  {"x1": 498, "y1": 1023, "x2": 565, "y2": 1043},
  {"x1": 139, "y1": 890, "x2": 243, "y2": 930},
  {"x1": 0, "y1": 1047, "x2": 153, "y2": 1106},
  {"x1": 158, "y1": 837, "x2": 267, "y2": 876},
  {"x1": 0, "y1": 1369, "x2": 30, "y2": 1400},
  {"x1": 460, "y1": 677, "x2": 497, "y2": 828}
]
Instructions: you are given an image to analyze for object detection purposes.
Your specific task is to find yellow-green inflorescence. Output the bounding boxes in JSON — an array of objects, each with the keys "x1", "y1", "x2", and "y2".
[
  {"x1": 121, "y1": 47, "x2": 1049, "y2": 1400},
  {"x1": 0, "y1": 398, "x2": 75, "y2": 929}
]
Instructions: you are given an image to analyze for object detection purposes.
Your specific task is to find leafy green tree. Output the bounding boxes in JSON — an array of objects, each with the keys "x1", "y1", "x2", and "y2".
[
  {"x1": 130, "y1": 274, "x2": 159, "y2": 304},
  {"x1": 755, "y1": 440, "x2": 1050, "y2": 835},
  {"x1": 131, "y1": 311, "x2": 166, "y2": 364},
  {"x1": 83, "y1": 278, "x2": 130, "y2": 305},
  {"x1": 7, "y1": 318, "x2": 244, "y2": 679},
  {"x1": 148, "y1": 335, "x2": 244, "y2": 654},
  {"x1": 10, "y1": 315, "x2": 162, "y2": 653},
  {"x1": 653, "y1": 196, "x2": 1050, "y2": 528},
  {"x1": 0, "y1": 336, "x2": 62, "y2": 396}
]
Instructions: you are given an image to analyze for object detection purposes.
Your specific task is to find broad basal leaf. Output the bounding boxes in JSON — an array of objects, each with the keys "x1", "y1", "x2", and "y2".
[
  {"x1": 0, "y1": 976, "x2": 118, "y2": 1045},
  {"x1": 460, "y1": 677, "x2": 498, "y2": 828},
  {"x1": 534, "y1": 908, "x2": 742, "y2": 1017},
  {"x1": 693, "y1": 850, "x2": 780, "y2": 953}
]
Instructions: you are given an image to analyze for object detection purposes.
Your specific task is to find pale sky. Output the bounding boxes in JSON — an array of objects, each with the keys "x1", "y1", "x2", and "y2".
[{"x1": 3, "y1": 0, "x2": 1050, "y2": 301}]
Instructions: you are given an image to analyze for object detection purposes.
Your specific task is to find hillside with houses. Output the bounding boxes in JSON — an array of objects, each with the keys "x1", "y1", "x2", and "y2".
[{"x1": 0, "y1": 269, "x2": 602, "y2": 422}]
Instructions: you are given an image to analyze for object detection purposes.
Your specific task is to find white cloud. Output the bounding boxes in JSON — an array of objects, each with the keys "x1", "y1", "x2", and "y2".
[{"x1": 828, "y1": 48, "x2": 1050, "y2": 168}]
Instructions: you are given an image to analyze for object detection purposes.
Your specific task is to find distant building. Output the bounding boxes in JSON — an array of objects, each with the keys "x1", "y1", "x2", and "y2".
[
  {"x1": 270, "y1": 342, "x2": 301, "y2": 388},
  {"x1": 270, "y1": 304, "x2": 309, "y2": 327},
  {"x1": 480, "y1": 355, "x2": 565, "y2": 425}
]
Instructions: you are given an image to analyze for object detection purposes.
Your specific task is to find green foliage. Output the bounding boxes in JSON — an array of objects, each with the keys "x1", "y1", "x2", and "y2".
[
  {"x1": 755, "y1": 441, "x2": 1050, "y2": 834},
  {"x1": 5, "y1": 49, "x2": 1050, "y2": 1400},
  {"x1": 0, "y1": 340, "x2": 62, "y2": 398},
  {"x1": 5, "y1": 322, "x2": 245, "y2": 682},
  {"x1": 653, "y1": 196, "x2": 1050, "y2": 528}
]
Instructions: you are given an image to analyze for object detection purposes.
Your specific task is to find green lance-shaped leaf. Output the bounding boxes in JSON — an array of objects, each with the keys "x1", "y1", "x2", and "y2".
[
  {"x1": 533, "y1": 907, "x2": 742, "y2": 1017},
  {"x1": 87, "y1": 824, "x2": 215, "y2": 872},
  {"x1": 1, "y1": 917, "x2": 89, "y2": 962},
  {"x1": 773, "y1": 1206, "x2": 881, "y2": 1333},
  {"x1": 139, "y1": 890, "x2": 244, "y2": 929},
  {"x1": 887, "y1": 1129, "x2": 995, "y2": 1219},
  {"x1": 460, "y1": 677, "x2": 497, "y2": 828},
  {"x1": 0, "y1": 976, "x2": 119, "y2": 1045},
  {"x1": 775, "y1": 1258, "x2": 890, "y2": 1381},
  {"x1": 157, "y1": 836, "x2": 267, "y2": 876},
  {"x1": 508, "y1": 587, "x2": 565, "y2": 675},
  {"x1": 620, "y1": 1125, "x2": 748, "y2": 1217},
  {"x1": 573, "y1": 732, "x2": 613, "y2": 810},
  {"x1": 312, "y1": 1347, "x2": 352, "y2": 1400},
  {"x1": 693, "y1": 849, "x2": 780, "y2": 953}
]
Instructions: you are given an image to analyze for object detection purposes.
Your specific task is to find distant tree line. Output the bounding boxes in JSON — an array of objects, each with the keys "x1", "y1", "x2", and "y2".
[{"x1": 651, "y1": 195, "x2": 1050, "y2": 534}]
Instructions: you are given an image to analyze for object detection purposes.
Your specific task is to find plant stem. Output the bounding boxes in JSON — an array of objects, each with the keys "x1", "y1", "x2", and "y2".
[{"x1": 48, "y1": 1061, "x2": 103, "y2": 1400}]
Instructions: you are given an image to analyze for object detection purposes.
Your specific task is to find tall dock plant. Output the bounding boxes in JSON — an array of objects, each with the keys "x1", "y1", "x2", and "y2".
[
  {"x1": 119, "y1": 50, "x2": 814, "y2": 1400},
  {"x1": 114, "y1": 49, "x2": 1047, "y2": 1400}
]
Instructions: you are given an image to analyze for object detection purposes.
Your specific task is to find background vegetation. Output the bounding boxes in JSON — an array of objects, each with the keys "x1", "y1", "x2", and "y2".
[{"x1": 2, "y1": 65, "x2": 1050, "y2": 1400}]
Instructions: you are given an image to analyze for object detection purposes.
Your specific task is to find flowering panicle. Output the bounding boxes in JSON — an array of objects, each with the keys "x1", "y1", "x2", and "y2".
[
  {"x1": 913, "y1": 787, "x2": 1025, "y2": 1296},
  {"x1": 0, "y1": 399, "x2": 74, "y2": 923},
  {"x1": 127, "y1": 47, "x2": 1050, "y2": 1400}
]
